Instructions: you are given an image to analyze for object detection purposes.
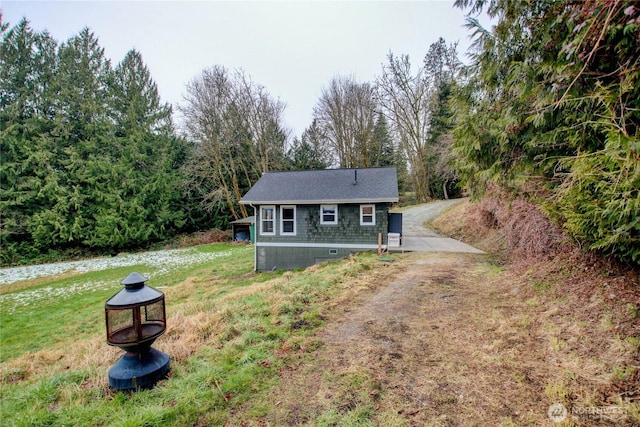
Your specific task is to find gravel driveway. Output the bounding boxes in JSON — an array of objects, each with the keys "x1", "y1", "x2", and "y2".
[
  {"x1": 392, "y1": 199, "x2": 484, "y2": 253},
  {"x1": 398, "y1": 199, "x2": 462, "y2": 237}
]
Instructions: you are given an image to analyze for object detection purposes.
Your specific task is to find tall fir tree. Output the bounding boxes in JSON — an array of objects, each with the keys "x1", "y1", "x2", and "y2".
[
  {"x1": 369, "y1": 112, "x2": 394, "y2": 167},
  {"x1": 0, "y1": 19, "x2": 59, "y2": 262},
  {"x1": 85, "y1": 49, "x2": 186, "y2": 248},
  {"x1": 287, "y1": 119, "x2": 333, "y2": 170},
  {"x1": 27, "y1": 28, "x2": 114, "y2": 249}
]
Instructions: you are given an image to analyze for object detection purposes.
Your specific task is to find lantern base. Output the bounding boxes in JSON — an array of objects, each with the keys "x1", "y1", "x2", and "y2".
[{"x1": 108, "y1": 348, "x2": 170, "y2": 390}]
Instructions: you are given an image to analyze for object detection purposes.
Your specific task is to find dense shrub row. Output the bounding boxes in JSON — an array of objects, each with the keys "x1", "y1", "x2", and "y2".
[{"x1": 453, "y1": 0, "x2": 639, "y2": 265}]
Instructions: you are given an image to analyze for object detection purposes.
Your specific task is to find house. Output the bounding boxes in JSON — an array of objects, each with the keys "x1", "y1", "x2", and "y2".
[{"x1": 239, "y1": 167, "x2": 399, "y2": 271}]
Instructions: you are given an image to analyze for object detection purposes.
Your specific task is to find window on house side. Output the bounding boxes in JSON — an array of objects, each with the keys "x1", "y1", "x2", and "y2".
[
  {"x1": 320, "y1": 205, "x2": 338, "y2": 225},
  {"x1": 360, "y1": 205, "x2": 375, "y2": 225},
  {"x1": 281, "y1": 206, "x2": 296, "y2": 235},
  {"x1": 260, "y1": 206, "x2": 275, "y2": 235}
]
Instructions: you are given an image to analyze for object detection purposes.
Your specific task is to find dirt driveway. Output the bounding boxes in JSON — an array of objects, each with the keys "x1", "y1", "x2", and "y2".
[
  {"x1": 263, "y1": 252, "x2": 560, "y2": 426},
  {"x1": 225, "y1": 200, "x2": 635, "y2": 426},
  {"x1": 248, "y1": 201, "x2": 632, "y2": 427}
]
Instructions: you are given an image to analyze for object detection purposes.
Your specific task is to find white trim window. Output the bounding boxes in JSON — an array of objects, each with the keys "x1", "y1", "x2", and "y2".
[
  {"x1": 360, "y1": 204, "x2": 375, "y2": 225},
  {"x1": 280, "y1": 205, "x2": 296, "y2": 235},
  {"x1": 260, "y1": 205, "x2": 276, "y2": 235},
  {"x1": 320, "y1": 204, "x2": 338, "y2": 225}
]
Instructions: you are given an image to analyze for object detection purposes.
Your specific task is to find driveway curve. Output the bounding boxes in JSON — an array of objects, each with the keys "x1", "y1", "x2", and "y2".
[{"x1": 391, "y1": 199, "x2": 484, "y2": 254}]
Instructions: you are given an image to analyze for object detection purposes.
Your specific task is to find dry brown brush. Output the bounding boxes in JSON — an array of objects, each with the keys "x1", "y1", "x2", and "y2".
[
  {"x1": 432, "y1": 195, "x2": 640, "y2": 415},
  {"x1": 469, "y1": 193, "x2": 567, "y2": 261}
]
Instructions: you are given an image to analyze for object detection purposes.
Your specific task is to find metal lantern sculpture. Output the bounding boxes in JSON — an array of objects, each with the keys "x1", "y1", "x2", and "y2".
[{"x1": 105, "y1": 272, "x2": 170, "y2": 390}]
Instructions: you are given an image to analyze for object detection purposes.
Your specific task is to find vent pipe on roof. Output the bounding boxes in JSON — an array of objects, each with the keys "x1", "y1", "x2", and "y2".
[{"x1": 353, "y1": 169, "x2": 358, "y2": 185}]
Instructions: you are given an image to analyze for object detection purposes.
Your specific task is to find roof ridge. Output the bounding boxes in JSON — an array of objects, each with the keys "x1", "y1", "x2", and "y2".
[{"x1": 263, "y1": 166, "x2": 397, "y2": 174}]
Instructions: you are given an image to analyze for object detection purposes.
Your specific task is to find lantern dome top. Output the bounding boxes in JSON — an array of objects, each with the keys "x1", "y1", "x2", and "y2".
[
  {"x1": 105, "y1": 272, "x2": 164, "y2": 308},
  {"x1": 121, "y1": 272, "x2": 148, "y2": 288}
]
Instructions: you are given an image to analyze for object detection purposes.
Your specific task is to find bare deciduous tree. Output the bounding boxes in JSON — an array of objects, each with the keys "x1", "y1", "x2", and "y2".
[
  {"x1": 377, "y1": 38, "x2": 460, "y2": 202},
  {"x1": 180, "y1": 66, "x2": 288, "y2": 219},
  {"x1": 377, "y1": 53, "x2": 433, "y2": 202},
  {"x1": 313, "y1": 75, "x2": 378, "y2": 168}
]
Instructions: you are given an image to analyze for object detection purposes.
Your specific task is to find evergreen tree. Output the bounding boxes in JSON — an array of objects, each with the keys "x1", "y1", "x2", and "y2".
[
  {"x1": 27, "y1": 28, "x2": 114, "y2": 250},
  {"x1": 0, "y1": 19, "x2": 58, "y2": 263},
  {"x1": 111, "y1": 50, "x2": 173, "y2": 136},
  {"x1": 82, "y1": 49, "x2": 186, "y2": 248},
  {"x1": 287, "y1": 119, "x2": 332, "y2": 170},
  {"x1": 369, "y1": 112, "x2": 394, "y2": 167},
  {"x1": 1, "y1": 20, "x2": 202, "y2": 263},
  {"x1": 453, "y1": 0, "x2": 640, "y2": 263},
  {"x1": 424, "y1": 39, "x2": 461, "y2": 199}
]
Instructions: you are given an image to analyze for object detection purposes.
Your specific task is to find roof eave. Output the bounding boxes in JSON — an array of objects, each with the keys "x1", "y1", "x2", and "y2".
[{"x1": 240, "y1": 198, "x2": 399, "y2": 205}]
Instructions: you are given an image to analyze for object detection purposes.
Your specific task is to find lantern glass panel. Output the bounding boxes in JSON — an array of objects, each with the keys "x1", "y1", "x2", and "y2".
[
  {"x1": 144, "y1": 300, "x2": 165, "y2": 322},
  {"x1": 141, "y1": 300, "x2": 166, "y2": 340},
  {"x1": 107, "y1": 309, "x2": 135, "y2": 344}
]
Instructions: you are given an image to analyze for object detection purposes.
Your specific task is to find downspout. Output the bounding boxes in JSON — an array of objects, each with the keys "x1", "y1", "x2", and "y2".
[{"x1": 250, "y1": 204, "x2": 257, "y2": 271}]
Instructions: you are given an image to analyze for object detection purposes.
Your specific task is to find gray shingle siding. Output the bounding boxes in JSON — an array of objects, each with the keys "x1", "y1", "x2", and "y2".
[{"x1": 256, "y1": 204, "x2": 390, "y2": 244}]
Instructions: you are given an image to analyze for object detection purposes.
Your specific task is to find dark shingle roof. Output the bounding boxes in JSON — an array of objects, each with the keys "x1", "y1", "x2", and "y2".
[{"x1": 240, "y1": 167, "x2": 398, "y2": 205}]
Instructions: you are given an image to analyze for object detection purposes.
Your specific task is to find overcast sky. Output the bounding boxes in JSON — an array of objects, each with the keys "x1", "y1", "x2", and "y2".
[{"x1": 3, "y1": 1, "x2": 483, "y2": 139}]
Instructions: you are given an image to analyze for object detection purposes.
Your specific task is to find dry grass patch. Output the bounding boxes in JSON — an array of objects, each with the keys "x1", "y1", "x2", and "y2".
[
  {"x1": 1, "y1": 247, "x2": 417, "y2": 426},
  {"x1": 430, "y1": 198, "x2": 640, "y2": 425},
  {"x1": 0, "y1": 265, "x2": 275, "y2": 402}
]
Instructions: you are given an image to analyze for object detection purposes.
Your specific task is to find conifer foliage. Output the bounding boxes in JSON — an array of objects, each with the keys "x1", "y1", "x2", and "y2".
[
  {"x1": 0, "y1": 19, "x2": 196, "y2": 264},
  {"x1": 453, "y1": 0, "x2": 639, "y2": 264}
]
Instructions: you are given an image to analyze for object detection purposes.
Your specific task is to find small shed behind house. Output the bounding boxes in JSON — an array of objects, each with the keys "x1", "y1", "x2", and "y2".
[{"x1": 231, "y1": 216, "x2": 255, "y2": 243}]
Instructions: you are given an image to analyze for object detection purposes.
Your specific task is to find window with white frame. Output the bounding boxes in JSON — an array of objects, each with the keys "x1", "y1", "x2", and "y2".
[
  {"x1": 360, "y1": 204, "x2": 375, "y2": 225},
  {"x1": 320, "y1": 204, "x2": 338, "y2": 225},
  {"x1": 260, "y1": 206, "x2": 275, "y2": 235},
  {"x1": 280, "y1": 206, "x2": 296, "y2": 235}
]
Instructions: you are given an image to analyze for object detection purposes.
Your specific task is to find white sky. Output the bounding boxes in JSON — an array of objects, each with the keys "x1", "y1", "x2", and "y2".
[{"x1": 2, "y1": 1, "x2": 481, "y2": 139}]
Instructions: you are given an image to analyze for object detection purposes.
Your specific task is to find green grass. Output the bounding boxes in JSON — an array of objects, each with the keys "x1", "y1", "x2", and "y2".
[
  {"x1": 0, "y1": 244, "x2": 246, "y2": 362},
  {"x1": 0, "y1": 244, "x2": 382, "y2": 426}
]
